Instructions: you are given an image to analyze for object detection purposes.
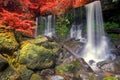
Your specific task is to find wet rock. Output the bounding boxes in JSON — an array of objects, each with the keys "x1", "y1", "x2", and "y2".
[
  {"x1": 97, "y1": 58, "x2": 120, "y2": 74},
  {"x1": 50, "y1": 75, "x2": 64, "y2": 80},
  {"x1": 115, "y1": 75, "x2": 120, "y2": 80},
  {"x1": 80, "y1": 73, "x2": 89, "y2": 80},
  {"x1": 0, "y1": 31, "x2": 19, "y2": 52},
  {"x1": 100, "y1": 71, "x2": 114, "y2": 77},
  {"x1": 0, "y1": 56, "x2": 9, "y2": 72},
  {"x1": 30, "y1": 74, "x2": 43, "y2": 80},
  {"x1": 75, "y1": 71, "x2": 99, "y2": 80},
  {"x1": 18, "y1": 36, "x2": 59, "y2": 70},
  {"x1": 40, "y1": 69, "x2": 55, "y2": 76}
]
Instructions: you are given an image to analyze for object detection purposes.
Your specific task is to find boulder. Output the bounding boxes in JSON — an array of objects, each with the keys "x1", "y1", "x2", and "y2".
[
  {"x1": 40, "y1": 69, "x2": 55, "y2": 76},
  {"x1": 30, "y1": 74, "x2": 43, "y2": 80},
  {"x1": 0, "y1": 30, "x2": 19, "y2": 52},
  {"x1": 55, "y1": 59, "x2": 98, "y2": 80},
  {"x1": 97, "y1": 57, "x2": 120, "y2": 74},
  {"x1": 17, "y1": 65, "x2": 33, "y2": 80},
  {"x1": 18, "y1": 36, "x2": 59, "y2": 70}
]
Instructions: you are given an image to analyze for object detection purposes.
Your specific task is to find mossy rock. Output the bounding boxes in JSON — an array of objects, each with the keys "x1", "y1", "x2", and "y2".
[
  {"x1": 55, "y1": 59, "x2": 81, "y2": 75},
  {"x1": 0, "y1": 31, "x2": 19, "y2": 51},
  {"x1": 18, "y1": 36, "x2": 59, "y2": 70},
  {"x1": 103, "y1": 76, "x2": 118, "y2": 80},
  {"x1": 17, "y1": 65, "x2": 33, "y2": 80},
  {"x1": 30, "y1": 74, "x2": 43, "y2": 80},
  {"x1": 55, "y1": 59, "x2": 98, "y2": 80}
]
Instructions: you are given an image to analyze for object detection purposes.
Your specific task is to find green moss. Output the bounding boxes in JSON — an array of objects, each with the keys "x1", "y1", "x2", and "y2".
[
  {"x1": 0, "y1": 31, "x2": 19, "y2": 50},
  {"x1": 104, "y1": 22, "x2": 119, "y2": 29},
  {"x1": 109, "y1": 34, "x2": 119, "y2": 41},
  {"x1": 19, "y1": 43, "x2": 54, "y2": 64},
  {"x1": 103, "y1": 76, "x2": 118, "y2": 80},
  {"x1": 55, "y1": 15, "x2": 70, "y2": 38},
  {"x1": 17, "y1": 65, "x2": 33, "y2": 80},
  {"x1": 30, "y1": 74, "x2": 43, "y2": 80},
  {"x1": 55, "y1": 60, "x2": 81, "y2": 74},
  {"x1": 18, "y1": 37, "x2": 59, "y2": 70}
]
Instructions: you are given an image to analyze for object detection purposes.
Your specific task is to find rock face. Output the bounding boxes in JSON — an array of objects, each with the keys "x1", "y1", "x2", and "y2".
[
  {"x1": 0, "y1": 29, "x2": 19, "y2": 52},
  {"x1": 97, "y1": 57, "x2": 120, "y2": 74},
  {"x1": 18, "y1": 36, "x2": 59, "y2": 70}
]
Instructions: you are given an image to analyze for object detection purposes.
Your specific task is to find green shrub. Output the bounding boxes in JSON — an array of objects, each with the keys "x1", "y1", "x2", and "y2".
[
  {"x1": 103, "y1": 76, "x2": 118, "y2": 80},
  {"x1": 55, "y1": 16, "x2": 70, "y2": 38},
  {"x1": 104, "y1": 22, "x2": 119, "y2": 29},
  {"x1": 55, "y1": 60, "x2": 81, "y2": 74}
]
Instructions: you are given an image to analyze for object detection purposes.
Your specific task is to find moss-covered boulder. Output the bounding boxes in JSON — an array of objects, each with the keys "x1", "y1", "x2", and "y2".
[
  {"x1": 55, "y1": 59, "x2": 98, "y2": 80},
  {"x1": 30, "y1": 74, "x2": 43, "y2": 80},
  {"x1": 103, "y1": 76, "x2": 118, "y2": 80},
  {"x1": 55, "y1": 59, "x2": 81, "y2": 74},
  {"x1": 18, "y1": 36, "x2": 59, "y2": 70},
  {"x1": 0, "y1": 30, "x2": 19, "y2": 52}
]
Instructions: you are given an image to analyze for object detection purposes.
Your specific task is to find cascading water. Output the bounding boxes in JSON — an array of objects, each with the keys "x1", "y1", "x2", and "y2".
[
  {"x1": 82, "y1": 1, "x2": 115, "y2": 65},
  {"x1": 43, "y1": 15, "x2": 55, "y2": 37},
  {"x1": 70, "y1": 8, "x2": 86, "y2": 43},
  {"x1": 70, "y1": 24, "x2": 83, "y2": 40},
  {"x1": 34, "y1": 17, "x2": 39, "y2": 38}
]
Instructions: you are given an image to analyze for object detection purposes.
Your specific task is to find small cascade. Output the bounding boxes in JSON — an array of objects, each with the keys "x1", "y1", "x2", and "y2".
[
  {"x1": 34, "y1": 17, "x2": 39, "y2": 38},
  {"x1": 40, "y1": 15, "x2": 55, "y2": 37},
  {"x1": 81, "y1": 1, "x2": 115, "y2": 65},
  {"x1": 70, "y1": 24, "x2": 82, "y2": 40},
  {"x1": 70, "y1": 8, "x2": 86, "y2": 43}
]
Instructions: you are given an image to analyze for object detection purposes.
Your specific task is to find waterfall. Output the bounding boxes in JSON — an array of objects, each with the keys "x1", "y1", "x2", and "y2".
[
  {"x1": 70, "y1": 8, "x2": 86, "y2": 43},
  {"x1": 34, "y1": 17, "x2": 39, "y2": 38},
  {"x1": 82, "y1": 1, "x2": 115, "y2": 64},
  {"x1": 70, "y1": 24, "x2": 82, "y2": 40},
  {"x1": 43, "y1": 15, "x2": 55, "y2": 37}
]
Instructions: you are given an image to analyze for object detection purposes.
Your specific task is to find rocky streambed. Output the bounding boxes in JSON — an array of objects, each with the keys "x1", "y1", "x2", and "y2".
[{"x1": 0, "y1": 28, "x2": 120, "y2": 80}]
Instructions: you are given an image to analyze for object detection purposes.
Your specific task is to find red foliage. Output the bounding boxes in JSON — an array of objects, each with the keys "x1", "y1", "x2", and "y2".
[
  {"x1": 0, "y1": 0, "x2": 89, "y2": 37},
  {"x1": 19, "y1": 0, "x2": 88, "y2": 15},
  {"x1": 0, "y1": 9, "x2": 35, "y2": 37},
  {"x1": 39, "y1": 0, "x2": 88, "y2": 15},
  {"x1": 72, "y1": 0, "x2": 88, "y2": 8}
]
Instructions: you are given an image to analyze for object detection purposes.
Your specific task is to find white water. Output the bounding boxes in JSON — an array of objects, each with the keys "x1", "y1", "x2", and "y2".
[
  {"x1": 70, "y1": 24, "x2": 82, "y2": 40},
  {"x1": 43, "y1": 15, "x2": 55, "y2": 37},
  {"x1": 70, "y1": 8, "x2": 86, "y2": 43},
  {"x1": 34, "y1": 17, "x2": 39, "y2": 38},
  {"x1": 82, "y1": 1, "x2": 115, "y2": 64}
]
